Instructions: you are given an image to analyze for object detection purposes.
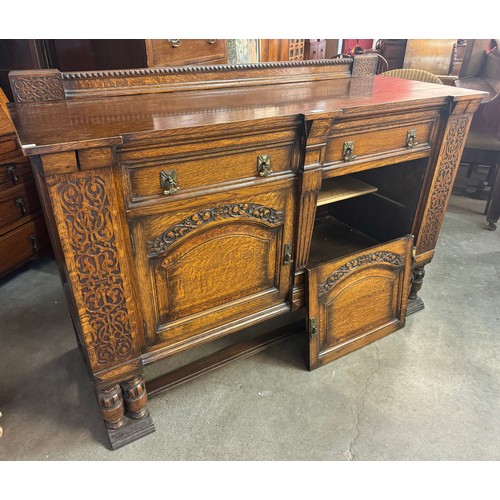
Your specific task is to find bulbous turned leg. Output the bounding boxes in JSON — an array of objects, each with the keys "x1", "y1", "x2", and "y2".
[
  {"x1": 96, "y1": 384, "x2": 125, "y2": 430},
  {"x1": 406, "y1": 266, "x2": 426, "y2": 315},
  {"x1": 121, "y1": 375, "x2": 148, "y2": 420},
  {"x1": 96, "y1": 375, "x2": 155, "y2": 450}
]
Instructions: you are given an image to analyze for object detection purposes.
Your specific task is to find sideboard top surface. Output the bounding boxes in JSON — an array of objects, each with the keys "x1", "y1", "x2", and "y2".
[{"x1": 8, "y1": 75, "x2": 484, "y2": 155}]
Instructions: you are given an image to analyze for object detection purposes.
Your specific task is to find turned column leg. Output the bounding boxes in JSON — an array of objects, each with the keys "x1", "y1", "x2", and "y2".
[
  {"x1": 96, "y1": 384, "x2": 126, "y2": 430},
  {"x1": 406, "y1": 266, "x2": 426, "y2": 315},
  {"x1": 121, "y1": 375, "x2": 148, "y2": 420},
  {"x1": 96, "y1": 375, "x2": 155, "y2": 450}
]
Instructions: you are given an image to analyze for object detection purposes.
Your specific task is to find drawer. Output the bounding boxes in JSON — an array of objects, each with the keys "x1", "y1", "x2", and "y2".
[
  {"x1": 0, "y1": 215, "x2": 48, "y2": 278},
  {"x1": 0, "y1": 181, "x2": 41, "y2": 232},
  {"x1": 324, "y1": 113, "x2": 436, "y2": 168},
  {"x1": 124, "y1": 142, "x2": 296, "y2": 206},
  {"x1": 306, "y1": 235, "x2": 413, "y2": 370},
  {"x1": 0, "y1": 157, "x2": 33, "y2": 192},
  {"x1": 146, "y1": 39, "x2": 227, "y2": 67}
]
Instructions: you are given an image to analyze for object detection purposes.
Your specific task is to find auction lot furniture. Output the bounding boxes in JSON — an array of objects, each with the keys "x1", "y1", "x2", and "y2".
[
  {"x1": 0, "y1": 88, "x2": 48, "y2": 278},
  {"x1": 7, "y1": 57, "x2": 483, "y2": 448}
]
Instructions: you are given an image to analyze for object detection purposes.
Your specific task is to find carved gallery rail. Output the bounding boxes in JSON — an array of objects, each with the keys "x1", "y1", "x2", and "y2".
[{"x1": 7, "y1": 57, "x2": 484, "y2": 449}]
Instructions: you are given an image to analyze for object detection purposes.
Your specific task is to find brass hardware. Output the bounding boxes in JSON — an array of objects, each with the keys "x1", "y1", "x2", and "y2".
[
  {"x1": 283, "y1": 243, "x2": 293, "y2": 265},
  {"x1": 167, "y1": 39, "x2": 181, "y2": 48},
  {"x1": 15, "y1": 197, "x2": 27, "y2": 216},
  {"x1": 160, "y1": 170, "x2": 180, "y2": 196},
  {"x1": 412, "y1": 247, "x2": 416, "y2": 258},
  {"x1": 28, "y1": 233, "x2": 38, "y2": 252},
  {"x1": 207, "y1": 39, "x2": 217, "y2": 44},
  {"x1": 406, "y1": 129, "x2": 417, "y2": 149},
  {"x1": 257, "y1": 154, "x2": 272, "y2": 177},
  {"x1": 309, "y1": 317, "x2": 317, "y2": 337},
  {"x1": 7, "y1": 164, "x2": 17, "y2": 184},
  {"x1": 342, "y1": 141, "x2": 356, "y2": 162}
]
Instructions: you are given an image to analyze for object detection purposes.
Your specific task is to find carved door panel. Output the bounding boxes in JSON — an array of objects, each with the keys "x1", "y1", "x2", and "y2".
[
  {"x1": 307, "y1": 236, "x2": 413, "y2": 370},
  {"x1": 133, "y1": 182, "x2": 296, "y2": 356}
]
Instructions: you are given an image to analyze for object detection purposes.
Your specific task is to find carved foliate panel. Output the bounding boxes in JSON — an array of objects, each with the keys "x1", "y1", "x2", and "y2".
[
  {"x1": 50, "y1": 173, "x2": 138, "y2": 370},
  {"x1": 147, "y1": 203, "x2": 285, "y2": 257},
  {"x1": 318, "y1": 251, "x2": 403, "y2": 296},
  {"x1": 417, "y1": 115, "x2": 471, "y2": 254},
  {"x1": 9, "y1": 70, "x2": 65, "y2": 102}
]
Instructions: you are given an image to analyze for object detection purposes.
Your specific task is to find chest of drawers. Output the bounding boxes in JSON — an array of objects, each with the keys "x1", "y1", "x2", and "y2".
[
  {"x1": 0, "y1": 89, "x2": 48, "y2": 278},
  {"x1": 7, "y1": 58, "x2": 484, "y2": 449}
]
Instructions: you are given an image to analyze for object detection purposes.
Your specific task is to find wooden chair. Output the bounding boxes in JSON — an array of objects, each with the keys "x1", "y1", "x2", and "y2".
[
  {"x1": 380, "y1": 68, "x2": 444, "y2": 85},
  {"x1": 454, "y1": 45, "x2": 500, "y2": 230}
]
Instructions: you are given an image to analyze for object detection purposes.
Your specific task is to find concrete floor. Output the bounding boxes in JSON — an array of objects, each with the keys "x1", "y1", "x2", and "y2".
[{"x1": 0, "y1": 168, "x2": 499, "y2": 461}]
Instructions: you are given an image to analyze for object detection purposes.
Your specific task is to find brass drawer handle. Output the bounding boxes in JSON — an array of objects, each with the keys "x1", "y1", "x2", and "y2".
[
  {"x1": 257, "y1": 154, "x2": 272, "y2": 177},
  {"x1": 207, "y1": 39, "x2": 217, "y2": 44},
  {"x1": 342, "y1": 141, "x2": 356, "y2": 162},
  {"x1": 7, "y1": 164, "x2": 18, "y2": 184},
  {"x1": 406, "y1": 129, "x2": 417, "y2": 149},
  {"x1": 28, "y1": 233, "x2": 38, "y2": 252},
  {"x1": 15, "y1": 196, "x2": 27, "y2": 216},
  {"x1": 167, "y1": 39, "x2": 181, "y2": 48},
  {"x1": 160, "y1": 170, "x2": 180, "y2": 195}
]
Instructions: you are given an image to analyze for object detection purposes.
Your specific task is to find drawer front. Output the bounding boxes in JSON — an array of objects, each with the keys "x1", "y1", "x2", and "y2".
[
  {"x1": 124, "y1": 142, "x2": 297, "y2": 206},
  {"x1": 0, "y1": 158, "x2": 33, "y2": 192},
  {"x1": 325, "y1": 113, "x2": 436, "y2": 167},
  {"x1": 0, "y1": 181, "x2": 41, "y2": 231},
  {"x1": 307, "y1": 235, "x2": 413, "y2": 369},
  {"x1": 146, "y1": 39, "x2": 227, "y2": 67},
  {"x1": 133, "y1": 180, "x2": 296, "y2": 356},
  {"x1": 0, "y1": 215, "x2": 48, "y2": 278}
]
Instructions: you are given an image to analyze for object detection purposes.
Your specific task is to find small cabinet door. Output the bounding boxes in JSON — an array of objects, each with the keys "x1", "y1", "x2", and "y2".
[
  {"x1": 307, "y1": 235, "x2": 413, "y2": 370},
  {"x1": 133, "y1": 181, "x2": 296, "y2": 355}
]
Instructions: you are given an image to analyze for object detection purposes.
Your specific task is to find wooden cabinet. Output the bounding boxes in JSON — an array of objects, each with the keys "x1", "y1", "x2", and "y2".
[
  {"x1": 0, "y1": 89, "x2": 48, "y2": 279},
  {"x1": 6, "y1": 58, "x2": 483, "y2": 449}
]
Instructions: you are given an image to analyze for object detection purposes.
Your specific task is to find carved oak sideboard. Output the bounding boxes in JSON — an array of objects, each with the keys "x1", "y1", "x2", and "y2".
[{"x1": 7, "y1": 57, "x2": 483, "y2": 449}]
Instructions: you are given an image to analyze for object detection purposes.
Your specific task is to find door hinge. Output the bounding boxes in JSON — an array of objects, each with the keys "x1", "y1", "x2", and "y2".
[
  {"x1": 283, "y1": 242, "x2": 293, "y2": 265},
  {"x1": 309, "y1": 317, "x2": 317, "y2": 338}
]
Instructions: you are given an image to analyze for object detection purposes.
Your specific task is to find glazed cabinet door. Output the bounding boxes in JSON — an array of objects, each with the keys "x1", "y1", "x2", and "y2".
[
  {"x1": 307, "y1": 235, "x2": 413, "y2": 370},
  {"x1": 132, "y1": 180, "x2": 296, "y2": 357}
]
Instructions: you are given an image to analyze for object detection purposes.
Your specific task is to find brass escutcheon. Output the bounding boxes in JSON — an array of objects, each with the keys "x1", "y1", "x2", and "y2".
[
  {"x1": 342, "y1": 141, "x2": 356, "y2": 162},
  {"x1": 167, "y1": 39, "x2": 181, "y2": 48},
  {"x1": 257, "y1": 154, "x2": 272, "y2": 177},
  {"x1": 160, "y1": 170, "x2": 180, "y2": 195},
  {"x1": 406, "y1": 129, "x2": 417, "y2": 148}
]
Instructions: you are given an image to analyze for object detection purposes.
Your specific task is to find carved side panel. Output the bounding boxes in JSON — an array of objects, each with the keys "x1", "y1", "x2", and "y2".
[
  {"x1": 352, "y1": 54, "x2": 379, "y2": 77},
  {"x1": 417, "y1": 114, "x2": 472, "y2": 254},
  {"x1": 9, "y1": 70, "x2": 65, "y2": 103},
  {"x1": 46, "y1": 169, "x2": 140, "y2": 372}
]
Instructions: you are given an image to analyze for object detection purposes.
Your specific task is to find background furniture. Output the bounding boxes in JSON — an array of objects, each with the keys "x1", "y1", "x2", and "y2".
[
  {"x1": 7, "y1": 56, "x2": 482, "y2": 449},
  {"x1": 0, "y1": 87, "x2": 49, "y2": 278},
  {"x1": 380, "y1": 68, "x2": 444, "y2": 85},
  {"x1": 145, "y1": 39, "x2": 227, "y2": 67},
  {"x1": 454, "y1": 44, "x2": 500, "y2": 230}
]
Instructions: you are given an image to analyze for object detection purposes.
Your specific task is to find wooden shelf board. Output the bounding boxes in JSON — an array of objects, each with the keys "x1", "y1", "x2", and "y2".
[{"x1": 317, "y1": 176, "x2": 378, "y2": 206}]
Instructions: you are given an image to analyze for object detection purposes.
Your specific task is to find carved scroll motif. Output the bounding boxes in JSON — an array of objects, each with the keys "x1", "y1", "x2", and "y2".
[
  {"x1": 418, "y1": 115, "x2": 469, "y2": 253},
  {"x1": 147, "y1": 203, "x2": 285, "y2": 257},
  {"x1": 58, "y1": 177, "x2": 134, "y2": 366},
  {"x1": 10, "y1": 73, "x2": 65, "y2": 102},
  {"x1": 318, "y1": 251, "x2": 403, "y2": 296}
]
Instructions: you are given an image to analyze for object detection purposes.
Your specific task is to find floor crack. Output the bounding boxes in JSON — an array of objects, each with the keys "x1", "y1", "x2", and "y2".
[{"x1": 346, "y1": 343, "x2": 381, "y2": 461}]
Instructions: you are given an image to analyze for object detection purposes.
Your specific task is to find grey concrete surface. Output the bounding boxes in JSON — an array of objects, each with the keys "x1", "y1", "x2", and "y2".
[{"x1": 0, "y1": 169, "x2": 499, "y2": 461}]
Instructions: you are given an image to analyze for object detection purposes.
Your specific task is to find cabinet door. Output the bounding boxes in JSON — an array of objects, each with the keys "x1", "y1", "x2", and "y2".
[
  {"x1": 307, "y1": 236, "x2": 413, "y2": 370},
  {"x1": 134, "y1": 182, "x2": 295, "y2": 355}
]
